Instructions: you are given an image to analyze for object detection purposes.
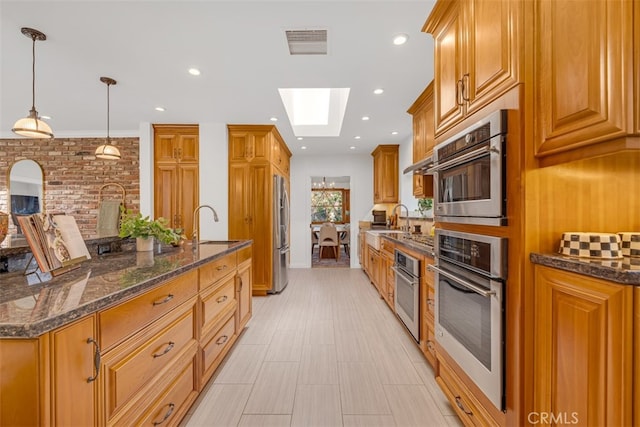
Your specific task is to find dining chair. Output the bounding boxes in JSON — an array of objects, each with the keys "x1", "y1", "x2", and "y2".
[
  {"x1": 318, "y1": 224, "x2": 339, "y2": 261},
  {"x1": 340, "y1": 229, "x2": 350, "y2": 257},
  {"x1": 311, "y1": 228, "x2": 319, "y2": 255}
]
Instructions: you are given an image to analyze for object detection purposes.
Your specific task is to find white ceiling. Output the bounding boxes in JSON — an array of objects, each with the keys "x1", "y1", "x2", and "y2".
[{"x1": 0, "y1": 0, "x2": 435, "y2": 155}]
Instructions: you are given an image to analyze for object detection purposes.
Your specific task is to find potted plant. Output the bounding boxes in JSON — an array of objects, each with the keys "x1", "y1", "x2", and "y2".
[
  {"x1": 418, "y1": 198, "x2": 434, "y2": 218},
  {"x1": 119, "y1": 209, "x2": 182, "y2": 251}
]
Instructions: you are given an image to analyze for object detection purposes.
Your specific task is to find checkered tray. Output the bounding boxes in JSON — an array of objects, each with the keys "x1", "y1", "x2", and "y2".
[
  {"x1": 618, "y1": 232, "x2": 640, "y2": 258},
  {"x1": 559, "y1": 232, "x2": 623, "y2": 259}
]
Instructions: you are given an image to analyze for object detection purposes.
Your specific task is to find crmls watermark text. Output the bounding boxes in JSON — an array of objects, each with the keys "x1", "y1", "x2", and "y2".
[{"x1": 528, "y1": 412, "x2": 579, "y2": 425}]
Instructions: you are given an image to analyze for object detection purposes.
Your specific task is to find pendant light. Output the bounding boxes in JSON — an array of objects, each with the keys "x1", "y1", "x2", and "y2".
[
  {"x1": 12, "y1": 27, "x2": 54, "y2": 138},
  {"x1": 95, "y1": 77, "x2": 121, "y2": 160}
]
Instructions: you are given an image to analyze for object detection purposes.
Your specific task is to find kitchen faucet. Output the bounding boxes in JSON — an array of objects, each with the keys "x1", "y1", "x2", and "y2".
[
  {"x1": 192, "y1": 204, "x2": 219, "y2": 248},
  {"x1": 392, "y1": 204, "x2": 410, "y2": 233}
]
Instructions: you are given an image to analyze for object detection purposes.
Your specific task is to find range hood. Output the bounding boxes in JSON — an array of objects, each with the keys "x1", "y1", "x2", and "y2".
[{"x1": 403, "y1": 155, "x2": 434, "y2": 175}]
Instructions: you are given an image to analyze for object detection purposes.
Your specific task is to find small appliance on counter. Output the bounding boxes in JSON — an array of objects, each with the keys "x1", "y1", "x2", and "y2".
[
  {"x1": 371, "y1": 210, "x2": 387, "y2": 229},
  {"x1": 558, "y1": 232, "x2": 623, "y2": 259}
]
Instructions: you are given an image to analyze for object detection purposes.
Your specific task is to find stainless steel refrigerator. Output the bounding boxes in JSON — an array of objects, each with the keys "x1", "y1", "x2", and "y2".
[{"x1": 271, "y1": 174, "x2": 290, "y2": 293}]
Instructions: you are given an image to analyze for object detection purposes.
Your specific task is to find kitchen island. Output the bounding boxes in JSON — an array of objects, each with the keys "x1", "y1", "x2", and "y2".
[{"x1": 0, "y1": 240, "x2": 252, "y2": 426}]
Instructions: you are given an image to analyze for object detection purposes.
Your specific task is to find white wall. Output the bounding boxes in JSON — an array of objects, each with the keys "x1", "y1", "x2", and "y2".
[
  {"x1": 399, "y1": 135, "x2": 419, "y2": 212},
  {"x1": 289, "y1": 153, "x2": 373, "y2": 268}
]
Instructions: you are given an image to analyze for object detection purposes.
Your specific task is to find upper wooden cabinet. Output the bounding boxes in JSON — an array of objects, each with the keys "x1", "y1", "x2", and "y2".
[
  {"x1": 228, "y1": 125, "x2": 291, "y2": 177},
  {"x1": 371, "y1": 144, "x2": 399, "y2": 204},
  {"x1": 533, "y1": 265, "x2": 633, "y2": 427},
  {"x1": 533, "y1": 0, "x2": 637, "y2": 164},
  {"x1": 153, "y1": 125, "x2": 199, "y2": 235},
  {"x1": 407, "y1": 82, "x2": 435, "y2": 198},
  {"x1": 424, "y1": 0, "x2": 521, "y2": 137}
]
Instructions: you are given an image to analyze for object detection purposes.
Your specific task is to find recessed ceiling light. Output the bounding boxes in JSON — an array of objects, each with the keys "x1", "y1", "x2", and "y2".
[
  {"x1": 362, "y1": 116, "x2": 370, "y2": 121},
  {"x1": 393, "y1": 33, "x2": 409, "y2": 45},
  {"x1": 350, "y1": 146, "x2": 356, "y2": 150},
  {"x1": 354, "y1": 136, "x2": 361, "y2": 140},
  {"x1": 391, "y1": 131, "x2": 398, "y2": 135},
  {"x1": 188, "y1": 68, "x2": 201, "y2": 76},
  {"x1": 155, "y1": 107, "x2": 166, "y2": 112},
  {"x1": 373, "y1": 88, "x2": 384, "y2": 95},
  {"x1": 297, "y1": 137, "x2": 303, "y2": 140},
  {"x1": 40, "y1": 115, "x2": 52, "y2": 120},
  {"x1": 301, "y1": 146, "x2": 307, "y2": 150},
  {"x1": 270, "y1": 117, "x2": 278, "y2": 122}
]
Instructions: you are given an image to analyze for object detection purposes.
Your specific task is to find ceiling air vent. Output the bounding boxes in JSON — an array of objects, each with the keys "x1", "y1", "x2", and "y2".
[{"x1": 285, "y1": 29, "x2": 327, "y2": 55}]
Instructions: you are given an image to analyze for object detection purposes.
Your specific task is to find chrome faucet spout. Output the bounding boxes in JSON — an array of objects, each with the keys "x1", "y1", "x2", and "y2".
[
  {"x1": 392, "y1": 204, "x2": 410, "y2": 232},
  {"x1": 192, "y1": 204, "x2": 219, "y2": 248}
]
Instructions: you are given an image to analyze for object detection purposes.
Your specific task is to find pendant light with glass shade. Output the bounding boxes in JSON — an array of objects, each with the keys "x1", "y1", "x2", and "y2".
[
  {"x1": 12, "y1": 27, "x2": 54, "y2": 138},
  {"x1": 95, "y1": 77, "x2": 121, "y2": 160}
]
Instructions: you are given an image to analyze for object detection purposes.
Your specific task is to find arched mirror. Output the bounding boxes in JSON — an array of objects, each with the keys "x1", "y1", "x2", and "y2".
[{"x1": 9, "y1": 159, "x2": 44, "y2": 234}]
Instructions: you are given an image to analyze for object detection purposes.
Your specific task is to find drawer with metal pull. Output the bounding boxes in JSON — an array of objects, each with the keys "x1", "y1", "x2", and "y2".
[
  {"x1": 200, "y1": 275, "x2": 237, "y2": 340},
  {"x1": 199, "y1": 252, "x2": 237, "y2": 291}
]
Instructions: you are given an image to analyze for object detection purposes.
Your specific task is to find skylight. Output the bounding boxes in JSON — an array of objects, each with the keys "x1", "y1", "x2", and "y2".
[{"x1": 278, "y1": 88, "x2": 350, "y2": 137}]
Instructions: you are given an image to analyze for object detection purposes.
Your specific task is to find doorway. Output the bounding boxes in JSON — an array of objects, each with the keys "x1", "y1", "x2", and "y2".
[{"x1": 310, "y1": 176, "x2": 351, "y2": 268}]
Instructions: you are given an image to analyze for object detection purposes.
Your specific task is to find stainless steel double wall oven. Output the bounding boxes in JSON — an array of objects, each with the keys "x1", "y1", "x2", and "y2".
[{"x1": 429, "y1": 109, "x2": 509, "y2": 411}]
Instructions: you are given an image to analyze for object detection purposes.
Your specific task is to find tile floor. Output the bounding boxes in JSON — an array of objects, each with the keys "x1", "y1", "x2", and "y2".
[{"x1": 181, "y1": 268, "x2": 463, "y2": 427}]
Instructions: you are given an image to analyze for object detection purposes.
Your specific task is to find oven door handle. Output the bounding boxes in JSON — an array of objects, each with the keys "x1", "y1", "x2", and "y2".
[
  {"x1": 391, "y1": 265, "x2": 419, "y2": 285},
  {"x1": 429, "y1": 265, "x2": 496, "y2": 298},
  {"x1": 426, "y1": 145, "x2": 496, "y2": 173}
]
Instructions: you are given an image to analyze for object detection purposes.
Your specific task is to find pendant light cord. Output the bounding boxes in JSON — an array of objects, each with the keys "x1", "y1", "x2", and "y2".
[
  {"x1": 30, "y1": 34, "x2": 36, "y2": 112},
  {"x1": 106, "y1": 82, "x2": 110, "y2": 142}
]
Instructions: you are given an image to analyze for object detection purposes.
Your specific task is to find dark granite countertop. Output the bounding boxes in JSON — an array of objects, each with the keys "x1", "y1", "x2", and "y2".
[
  {"x1": 530, "y1": 253, "x2": 640, "y2": 285},
  {"x1": 0, "y1": 240, "x2": 251, "y2": 338},
  {"x1": 381, "y1": 233, "x2": 435, "y2": 258}
]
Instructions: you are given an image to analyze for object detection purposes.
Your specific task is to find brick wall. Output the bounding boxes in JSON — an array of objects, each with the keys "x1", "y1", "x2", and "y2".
[{"x1": 0, "y1": 137, "x2": 140, "y2": 238}]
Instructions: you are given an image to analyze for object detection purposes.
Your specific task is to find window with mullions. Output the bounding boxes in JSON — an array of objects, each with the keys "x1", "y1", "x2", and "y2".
[{"x1": 311, "y1": 189, "x2": 350, "y2": 223}]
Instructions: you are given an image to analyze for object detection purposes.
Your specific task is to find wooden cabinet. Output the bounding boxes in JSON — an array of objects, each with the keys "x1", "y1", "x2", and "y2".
[
  {"x1": 407, "y1": 82, "x2": 435, "y2": 198},
  {"x1": 153, "y1": 125, "x2": 199, "y2": 237},
  {"x1": 534, "y1": 0, "x2": 636, "y2": 163},
  {"x1": 424, "y1": 0, "x2": 521, "y2": 137},
  {"x1": 236, "y1": 246, "x2": 253, "y2": 331},
  {"x1": 420, "y1": 255, "x2": 436, "y2": 369},
  {"x1": 228, "y1": 125, "x2": 291, "y2": 295},
  {"x1": 51, "y1": 315, "x2": 98, "y2": 426},
  {"x1": 371, "y1": 145, "x2": 399, "y2": 204},
  {"x1": 533, "y1": 266, "x2": 633, "y2": 427},
  {"x1": 380, "y1": 238, "x2": 396, "y2": 308},
  {"x1": 368, "y1": 246, "x2": 382, "y2": 294},
  {"x1": 635, "y1": 287, "x2": 640, "y2": 426}
]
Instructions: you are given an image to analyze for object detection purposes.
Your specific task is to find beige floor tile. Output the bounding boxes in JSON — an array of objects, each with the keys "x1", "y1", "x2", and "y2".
[
  {"x1": 183, "y1": 384, "x2": 252, "y2": 426},
  {"x1": 338, "y1": 362, "x2": 391, "y2": 415},
  {"x1": 238, "y1": 414, "x2": 292, "y2": 426},
  {"x1": 298, "y1": 344, "x2": 339, "y2": 384},
  {"x1": 413, "y1": 362, "x2": 456, "y2": 416},
  {"x1": 244, "y1": 361, "x2": 299, "y2": 414},
  {"x1": 342, "y1": 414, "x2": 397, "y2": 426},
  {"x1": 291, "y1": 384, "x2": 343, "y2": 427},
  {"x1": 384, "y1": 384, "x2": 449, "y2": 426},
  {"x1": 238, "y1": 320, "x2": 279, "y2": 345},
  {"x1": 265, "y1": 329, "x2": 305, "y2": 362},
  {"x1": 304, "y1": 319, "x2": 335, "y2": 345},
  {"x1": 334, "y1": 328, "x2": 373, "y2": 362},
  {"x1": 214, "y1": 344, "x2": 268, "y2": 384},
  {"x1": 368, "y1": 339, "x2": 422, "y2": 385},
  {"x1": 443, "y1": 415, "x2": 465, "y2": 427}
]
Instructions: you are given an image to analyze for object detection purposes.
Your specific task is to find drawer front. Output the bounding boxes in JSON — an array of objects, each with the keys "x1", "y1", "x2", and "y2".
[
  {"x1": 104, "y1": 308, "x2": 196, "y2": 419},
  {"x1": 200, "y1": 275, "x2": 237, "y2": 339},
  {"x1": 131, "y1": 359, "x2": 197, "y2": 427},
  {"x1": 100, "y1": 270, "x2": 198, "y2": 350},
  {"x1": 202, "y1": 314, "x2": 236, "y2": 379},
  {"x1": 437, "y1": 359, "x2": 492, "y2": 427},
  {"x1": 199, "y1": 253, "x2": 236, "y2": 291}
]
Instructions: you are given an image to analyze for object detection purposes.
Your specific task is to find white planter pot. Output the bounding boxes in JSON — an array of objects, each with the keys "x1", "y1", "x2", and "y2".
[{"x1": 136, "y1": 236, "x2": 154, "y2": 252}]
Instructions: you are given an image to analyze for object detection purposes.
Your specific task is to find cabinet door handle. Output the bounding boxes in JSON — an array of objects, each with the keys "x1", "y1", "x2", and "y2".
[
  {"x1": 86, "y1": 338, "x2": 101, "y2": 383},
  {"x1": 152, "y1": 403, "x2": 175, "y2": 426},
  {"x1": 216, "y1": 295, "x2": 228, "y2": 304},
  {"x1": 455, "y1": 396, "x2": 473, "y2": 416},
  {"x1": 152, "y1": 341, "x2": 175, "y2": 358},
  {"x1": 461, "y1": 73, "x2": 470, "y2": 102},
  {"x1": 238, "y1": 277, "x2": 243, "y2": 291},
  {"x1": 426, "y1": 340, "x2": 435, "y2": 352},
  {"x1": 153, "y1": 294, "x2": 174, "y2": 306},
  {"x1": 172, "y1": 147, "x2": 177, "y2": 159},
  {"x1": 427, "y1": 299, "x2": 434, "y2": 309},
  {"x1": 216, "y1": 265, "x2": 228, "y2": 271},
  {"x1": 456, "y1": 79, "x2": 465, "y2": 106},
  {"x1": 216, "y1": 335, "x2": 229, "y2": 345}
]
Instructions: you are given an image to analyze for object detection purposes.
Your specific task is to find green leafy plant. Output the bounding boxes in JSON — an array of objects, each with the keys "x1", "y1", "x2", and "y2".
[
  {"x1": 118, "y1": 209, "x2": 182, "y2": 245},
  {"x1": 417, "y1": 198, "x2": 433, "y2": 217}
]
